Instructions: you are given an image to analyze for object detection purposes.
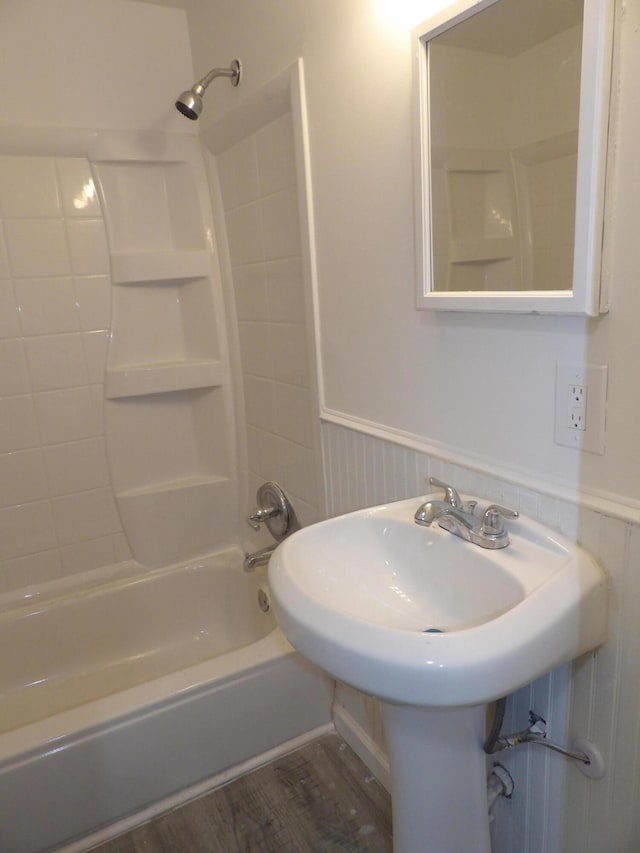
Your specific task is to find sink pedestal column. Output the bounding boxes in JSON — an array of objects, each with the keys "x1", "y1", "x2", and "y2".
[{"x1": 381, "y1": 701, "x2": 491, "y2": 853}]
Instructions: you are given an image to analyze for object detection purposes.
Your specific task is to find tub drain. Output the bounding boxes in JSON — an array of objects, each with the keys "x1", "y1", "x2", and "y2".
[{"x1": 257, "y1": 587, "x2": 271, "y2": 613}]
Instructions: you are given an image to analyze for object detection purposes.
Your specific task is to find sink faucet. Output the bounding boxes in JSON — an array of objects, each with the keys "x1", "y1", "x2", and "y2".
[{"x1": 415, "y1": 478, "x2": 518, "y2": 550}]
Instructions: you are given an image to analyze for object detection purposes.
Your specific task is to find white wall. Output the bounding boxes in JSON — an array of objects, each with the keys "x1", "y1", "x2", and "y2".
[
  {"x1": 181, "y1": 0, "x2": 640, "y2": 512},
  {"x1": 0, "y1": 0, "x2": 194, "y2": 134},
  {"x1": 9, "y1": 0, "x2": 630, "y2": 846},
  {"x1": 176, "y1": 1, "x2": 640, "y2": 851}
]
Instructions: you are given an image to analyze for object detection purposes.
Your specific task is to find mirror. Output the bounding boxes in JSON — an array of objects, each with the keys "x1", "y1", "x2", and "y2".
[{"x1": 413, "y1": 0, "x2": 614, "y2": 315}]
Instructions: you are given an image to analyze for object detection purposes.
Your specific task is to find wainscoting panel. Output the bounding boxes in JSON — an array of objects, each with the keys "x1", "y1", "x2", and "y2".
[{"x1": 321, "y1": 418, "x2": 640, "y2": 853}]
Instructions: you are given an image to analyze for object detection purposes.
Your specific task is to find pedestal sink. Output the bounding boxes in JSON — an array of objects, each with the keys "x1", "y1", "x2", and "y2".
[{"x1": 268, "y1": 494, "x2": 607, "y2": 852}]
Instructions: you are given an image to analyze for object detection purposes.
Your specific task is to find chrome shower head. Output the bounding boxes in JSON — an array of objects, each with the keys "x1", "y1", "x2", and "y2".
[
  {"x1": 175, "y1": 86, "x2": 204, "y2": 120},
  {"x1": 175, "y1": 86, "x2": 205, "y2": 120},
  {"x1": 175, "y1": 59, "x2": 241, "y2": 120}
]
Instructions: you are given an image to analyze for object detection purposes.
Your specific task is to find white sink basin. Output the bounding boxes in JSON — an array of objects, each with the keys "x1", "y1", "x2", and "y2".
[{"x1": 269, "y1": 495, "x2": 608, "y2": 707}]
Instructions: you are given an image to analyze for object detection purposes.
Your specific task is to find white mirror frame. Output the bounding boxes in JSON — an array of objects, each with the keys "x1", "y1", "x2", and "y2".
[{"x1": 413, "y1": 0, "x2": 614, "y2": 315}]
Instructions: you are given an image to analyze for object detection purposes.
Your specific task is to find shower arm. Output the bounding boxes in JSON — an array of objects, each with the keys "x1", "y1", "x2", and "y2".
[
  {"x1": 175, "y1": 59, "x2": 241, "y2": 121},
  {"x1": 195, "y1": 60, "x2": 241, "y2": 94}
]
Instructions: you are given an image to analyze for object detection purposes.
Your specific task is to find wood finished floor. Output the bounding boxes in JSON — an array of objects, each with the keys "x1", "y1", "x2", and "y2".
[{"x1": 90, "y1": 734, "x2": 393, "y2": 852}]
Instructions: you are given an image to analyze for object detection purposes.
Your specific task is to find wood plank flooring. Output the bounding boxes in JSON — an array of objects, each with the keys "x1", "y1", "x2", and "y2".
[{"x1": 90, "y1": 734, "x2": 393, "y2": 852}]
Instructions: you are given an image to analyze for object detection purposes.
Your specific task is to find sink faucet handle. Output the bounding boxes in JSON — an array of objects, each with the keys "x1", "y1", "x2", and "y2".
[
  {"x1": 428, "y1": 477, "x2": 463, "y2": 508},
  {"x1": 481, "y1": 504, "x2": 519, "y2": 534}
]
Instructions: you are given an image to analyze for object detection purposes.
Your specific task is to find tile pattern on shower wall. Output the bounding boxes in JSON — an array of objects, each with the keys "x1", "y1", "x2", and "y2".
[
  {"x1": 0, "y1": 156, "x2": 127, "y2": 594},
  {"x1": 217, "y1": 113, "x2": 320, "y2": 526},
  {"x1": 322, "y1": 419, "x2": 640, "y2": 853}
]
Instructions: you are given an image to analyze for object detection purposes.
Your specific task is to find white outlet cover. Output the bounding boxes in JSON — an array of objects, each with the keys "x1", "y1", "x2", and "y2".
[{"x1": 555, "y1": 363, "x2": 608, "y2": 454}]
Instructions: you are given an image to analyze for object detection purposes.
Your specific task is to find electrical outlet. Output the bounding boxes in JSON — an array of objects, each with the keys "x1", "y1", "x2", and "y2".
[
  {"x1": 570, "y1": 385, "x2": 585, "y2": 406},
  {"x1": 555, "y1": 364, "x2": 607, "y2": 453},
  {"x1": 568, "y1": 384, "x2": 586, "y2": 431},
  {"x1": 569, "y1": 407, "x2": 586, "y2": 430}
]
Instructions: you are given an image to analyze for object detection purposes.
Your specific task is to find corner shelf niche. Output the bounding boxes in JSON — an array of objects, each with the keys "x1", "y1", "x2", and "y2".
[
  {"x1": 95, "y1": 145, "x2": 237, "y2": 568},
  {"x1": 94, "y1": 160, "x2": 206, "y2": 254},
  {"x1": 105, "y1": 382, "x2": 235, "y2": 567},
  {"x1": 106, "y1": 273, "x2": 224, "y2": 400},
  {"x1": 435, "y1": 148, "x2": 521, "y2": 292},
  {"x1": 110, "y1": 250, "x2": 210, "y2": 284},
  {"x1": 114, "y1": 474, "x2": 235, "y2": 569},
  {"x1": 105, "y1": 359, "x2": 224, "y2": 399}
]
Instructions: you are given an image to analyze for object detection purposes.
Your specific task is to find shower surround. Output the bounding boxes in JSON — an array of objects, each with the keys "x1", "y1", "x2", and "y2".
[
  {"x1": 207, "y1": 62, "x2": 323, "y2": 532},
  {"x1": 0, "y1": 2, "x2": 329, "y2": 850},
  {"x1": 0, "y1": 152, "x2": 122, "y2": 588},
  {"x1": 0, "y1": 127, "x2": 237, "y2": 578}
]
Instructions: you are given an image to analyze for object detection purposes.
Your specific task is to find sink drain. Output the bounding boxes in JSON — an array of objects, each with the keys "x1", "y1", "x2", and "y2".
[{"x1": 423, "y1": 627, "x2": 443, "y2": 633}]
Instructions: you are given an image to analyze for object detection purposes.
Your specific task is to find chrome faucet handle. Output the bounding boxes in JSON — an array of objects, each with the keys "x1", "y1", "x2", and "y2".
[
  {"x1": 481, "y1": 504, "x2": 519, "y2": 534},
  {"x1": 247, "y1": 504, "x2": 278, "y2": 530},
  {"x1": 247, "y1": 482, "x2": 301, "y2": 540},
  {"x1": 428, "y1": 477, "x2": 463, "y2": 508}
]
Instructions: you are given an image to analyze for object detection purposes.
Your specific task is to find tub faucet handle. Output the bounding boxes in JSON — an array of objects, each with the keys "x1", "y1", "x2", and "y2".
[
  {"x1": 246, "y1": 482, "x2": 300, "y2": 539},
  {"x1": 247, "y1": 505, "x2": 278, "y2": 530}
]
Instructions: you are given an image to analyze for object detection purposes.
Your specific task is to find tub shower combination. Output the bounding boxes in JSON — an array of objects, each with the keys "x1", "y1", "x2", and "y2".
[
  {"x1": 0, "y1": 546, "x2": 331, "y2": 852},
  {"x1": 0, "y1": 66, "x2": 331, "y2": 852}
]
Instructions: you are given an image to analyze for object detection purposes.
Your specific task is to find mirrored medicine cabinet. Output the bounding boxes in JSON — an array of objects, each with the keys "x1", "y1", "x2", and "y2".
[{"x1": 413, "y1": 0, "x2": 614, "y2": 315}]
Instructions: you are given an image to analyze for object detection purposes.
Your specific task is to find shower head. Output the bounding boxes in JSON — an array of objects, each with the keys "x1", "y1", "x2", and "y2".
[
  {"x1": 175, "y1": 87, "x2": 204, "y2": 121},
  {"x1": 175, "y1": 59, "x2": 241, "y2": 120}
]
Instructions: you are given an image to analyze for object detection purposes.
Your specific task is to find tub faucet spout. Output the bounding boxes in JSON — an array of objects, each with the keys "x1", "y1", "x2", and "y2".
[{"x1": 244, "y1": 543, "x2": 277, "y2": 571}]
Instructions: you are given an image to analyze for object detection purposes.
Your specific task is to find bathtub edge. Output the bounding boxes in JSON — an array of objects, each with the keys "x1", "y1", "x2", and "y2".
[{"x1": 59, "y1": 720, "x2": 336, "y2": 853}]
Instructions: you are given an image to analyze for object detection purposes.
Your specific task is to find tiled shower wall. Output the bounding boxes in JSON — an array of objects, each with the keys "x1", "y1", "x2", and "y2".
[
  {"x1": 0, "y1": 156, "x2": 127, "y2": 593},
  {"x1": 216, "y1": 111, "x2": 320, "y2": 527},
  {"x1": 322, "y1": 419, "x2": 640, "y2": 853}
]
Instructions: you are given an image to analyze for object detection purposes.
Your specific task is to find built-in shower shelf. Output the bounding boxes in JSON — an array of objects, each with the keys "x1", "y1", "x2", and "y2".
[
  {"x1": 116, "y1": 474, "x2": 228, "y2": 501},
  {"x1": 105, "y1": 359, "x2": 224, "y2": 399},
  {"x1": 450, "y1": 237, "x2": 515, "y2": 264},
  {"x1": 115, "y1": 475, "x2": 236, "y2": 568},
  {"x1": 110, "y1": 250, "x2": 211, "y2": 284},
  {"x1": 95, "y1": 132, "x2": 237, "y2": 569}
]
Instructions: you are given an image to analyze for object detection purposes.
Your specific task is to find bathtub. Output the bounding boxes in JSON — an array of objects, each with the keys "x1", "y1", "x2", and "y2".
[{"x1": 0, "y1": 547, "x2": 333, "y2": 853}]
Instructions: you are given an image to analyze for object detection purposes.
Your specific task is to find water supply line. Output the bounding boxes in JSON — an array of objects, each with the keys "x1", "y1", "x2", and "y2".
[
  {"x1": 484, "y1": 699, "x2": 591, "y2": 765},
  {"x1": 487, "y1": 763, "x2": 514, "y2": 821}
]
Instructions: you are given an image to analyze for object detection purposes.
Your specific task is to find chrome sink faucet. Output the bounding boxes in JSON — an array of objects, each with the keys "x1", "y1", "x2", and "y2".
[{"x1": 415, "y1": 477, "x2": 518, "y2": 550}]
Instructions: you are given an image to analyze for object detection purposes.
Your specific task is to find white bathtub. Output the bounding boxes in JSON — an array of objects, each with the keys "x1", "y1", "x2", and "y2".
[{"x1": 0, "y1": 547, "x2": 333, "y2": 852}]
